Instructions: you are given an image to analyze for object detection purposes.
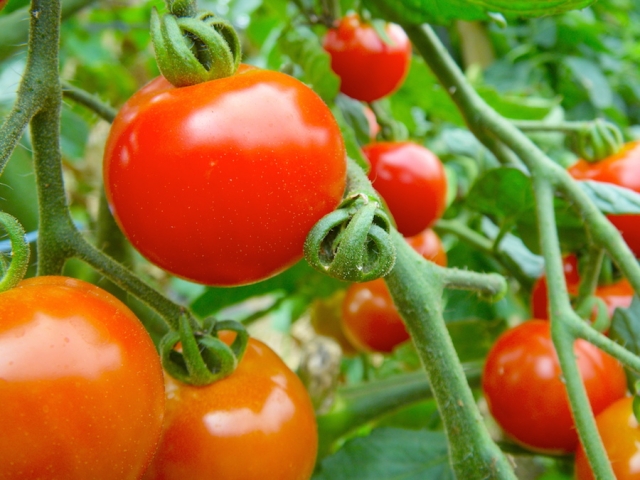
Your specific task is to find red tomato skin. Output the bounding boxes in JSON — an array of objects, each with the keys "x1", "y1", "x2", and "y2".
[
  {"x1": 568, "y1": 141, "x2": 640, "y2": 257},
  {"x1": 574, "y1": 397, "x2": 640, "y2": 480},
  {"x1": 482, "y1": 320, "x2": 627, "y2": 454},
  {"x1": 322, "y1": 13, "x2": 411, "y2": 102},
  {"x1": 531, "y1": 255, "x2": 633, "y2": 320},
  {"x1": 404, "y1": 228, "x2": 447, "y2": 267},
  {"x1": 104, "y1": 66, "x2": 346, "y2": 286},
  {"x1": 143, "y1": 333, "x2": 318, "y2": 480},
  {"x1": 0, "y1": 276, "x2": 165, "y2": 480},
  {"x1": 341, "y1": 278, "x2": 409, "y2": 353},
  {"x1": 363, "y1": 142, "x2": 448, "y2": 237}
]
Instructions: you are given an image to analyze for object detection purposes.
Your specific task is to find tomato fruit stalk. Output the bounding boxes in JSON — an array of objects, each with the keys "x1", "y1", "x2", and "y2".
[
  {"x1": 482, "y1": 320, "x2": 626, "y2": 454},
  {"x1": 143, "y1": 332, "x2": 317, "y2": 480},
  {"x1": 104, "y1": 65, "x2": 346, "y2": 287},
  {"x1": 0, "y1": 277, "x2": 165, "y2": 480},
  {"x1": 322, "y1": 13, "x2": 412, "y2": 102}
]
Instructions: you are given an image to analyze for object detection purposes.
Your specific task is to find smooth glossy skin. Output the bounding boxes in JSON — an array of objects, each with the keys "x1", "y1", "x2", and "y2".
[
  {"x1": 574, "y1": 397, "x2": 640, "y2": 480},
  {"x1": 531, "y1": 254, "x2": 633, "y2": 319},
  {"x1": 363, "y1": 142, "x2": 448, "y2": 237},
  {"x1": 482, "y1": 320, "x2": 627, "y2": 454},
  {"x1": 104, "y1": 66, "x2": 346, "y2": 286},
  {"x1": 143, "y1": 333, "x2": 318, "y2": 480},
  {"x1": 322, "y1": 13, "x2": 411, "y2": 102},
  {"x1": 0, "y1": 276, "x2": 165, "y2": 480},
  {"x1": 404, "y1": 228, "x2": 447, "y2": 267},
  {"x1": 569, "y1": 141, "x2": 640, "y2": 257}
]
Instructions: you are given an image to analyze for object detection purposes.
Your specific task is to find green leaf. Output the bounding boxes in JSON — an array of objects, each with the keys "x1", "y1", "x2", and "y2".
[
  {"x1": 278, "y1": 26, "x2": 339, "y2": 103},
  {"x1": 464, "y1": 0, "x2": 597, "y2": 17},
  {"x1": 314, "y1": 428, "x2": 454, "y2": 480},
  {"x1": 610, "y1": 295, "x2": 640, "y2": 357},
  {"x1": 362, "y1": 0, "x2": 490, "y2": 26},
  {"x1": 577, "y1": 180, "x2": 640, "y2": 215},
  {"x1": 564, "y1": 56, "x2": 613, "y2": 109},
  {"x1": 335, "y1": 95, "x2": 373, "y2": 146},
  {"x1": 448, "y1": 318, "x2": 507, "y2": 362},
  {"x1": 476, "y1": 85, "x2": 559, "y2": 120}
]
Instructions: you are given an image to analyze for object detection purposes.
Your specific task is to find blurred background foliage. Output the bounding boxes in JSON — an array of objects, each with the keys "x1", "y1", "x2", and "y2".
[{"x1": 2, "y1": 0, "x2": 640, "y2": 477}]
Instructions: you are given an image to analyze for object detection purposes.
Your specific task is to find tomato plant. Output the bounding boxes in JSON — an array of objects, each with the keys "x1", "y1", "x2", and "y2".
[
  {"x1": 574, "y1": 396, "x2": 640, "y2": 480},
  {"x1": 322, "y1": 13, "x2": 411, "y2": 102},
  {"x1": 104, "y1": 65, "x2": 346, "y2": 287},
  {"x1": 404, "y1": 228, "x2": 447, "y2": 267},
  {"x1": 143, "y1": 332, "x2": 317, "y2": 480},
  {"x1": 0, "y1": 276, "x2": 165, "y2": 480},
  {"x1": 531, "y1": 254, "x2": 633, "y2": 319},
  {"x1": 568, "y1": 141, "x2": 640, "y2": 257},
  {"x1": 363, "y1": 142, "x2": 448, "y2": 237},
  {"x1": 482, "y1": 320, "x2": 627, "y2": 453}
]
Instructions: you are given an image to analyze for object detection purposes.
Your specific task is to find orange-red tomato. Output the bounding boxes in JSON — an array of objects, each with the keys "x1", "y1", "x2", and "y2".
[
  {"x1": 482, "y1": 320, "x2": 627, "y2": 454},
  {"x1": 104, "y1": 65, "x2": 346, "y2": 287},
  {"x1": 143, "y1": 332, "x2": 318, "y2": 480},
  {"x1": 574, "y1": 396, "x2": 640, "y2": 480},
  {"x1": 404, "y1": 228, "x2": 447, "y2": 267},
  {"x1": 531, "y1": 255, "x2": 633, "y2": 319},
  {"x1": 0, "y1": 276, "x2": 165, "y2": 479},
  {"x1": 363, "y1": 142, "x2": 448, "y2": 237},
  {"x1": 322, "y1": 13, "x2": 411, "y2": 102},
  {"x1": 568, "y1": 141, "x2": 640, "y2": 258}
]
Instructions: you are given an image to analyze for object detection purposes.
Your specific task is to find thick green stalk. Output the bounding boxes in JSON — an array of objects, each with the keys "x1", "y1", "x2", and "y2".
[{"x1": 385, "y1": 233, "x2": 516, "y2": 479}]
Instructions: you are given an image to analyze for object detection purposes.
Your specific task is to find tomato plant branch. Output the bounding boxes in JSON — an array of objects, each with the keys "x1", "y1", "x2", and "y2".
[
  {"x1": 573, "y1": 247, "x2": 604, "y2": 311},
  {"x1": 61, "y1": 80, "x2": 117, "y2": 123},
  {"x1": 0, "y1": 213, "x2": 30, "y2": 292}
]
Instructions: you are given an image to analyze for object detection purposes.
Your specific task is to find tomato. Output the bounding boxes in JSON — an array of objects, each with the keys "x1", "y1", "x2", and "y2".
[
  {"x1": 310, "y1": 290, "x2": 358, "y2": 356},
  {"x1": 363, "y1": 142, "x2": 448, "y2": 237},
  {"x1": 322, "y1": 13, "x2": 411, "y2": 102},
  {"x1": 340, "y1": 231, "x2": 447, "y2": 353},
  {"x1": 143, "y1": 332, "x2": 317, "y2": 480},
  {"x1": 104, "y1": 65, "x2": 346, "y2": 287},
  {"x1": 531, "y1": 254, "x2": 633, "y2": 320},
  {"x1": 482, "y1": 320, "x2": 627, "y2": 454},
  {"x1": 0, "y1": 276, "x2": 165, "y2": 479},
  {"x1": 404, "y1": 228, "x2": 447, "y2": 267},
  {"x1": 568, "y1": 141, "x2": 640, "y2": 257},
  {"x1": 574, "y1": 396, "x2": 640, "y2": 480}
]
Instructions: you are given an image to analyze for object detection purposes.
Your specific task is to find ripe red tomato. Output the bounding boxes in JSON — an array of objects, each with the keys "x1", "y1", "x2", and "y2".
[
  {"x1": 104, "y1": 65, "x2": 346, "y2": 286},
  {"x1": 322, "y1": 13, "x2": 411, "y2": 102},
  {"x1": 568, "y1": 141, "x2": 640, "y2": 257},
  {"x1": 531, "y1": 254, "x2": 633, "y2": 319},
  {"x1": 340, "y1": 231, "x2": 446, "y2": 353},
  {"x1": 143, "y1": 332, "x2": 318, "y2": 480},
  {"x1": 482, "y1": 320, "x2": 627, "y2": 454},
  {"x1": 0, "y1": 276, "x2": 165, "y2": 479},
  {"x1": 574, "y1": 396, "x2": 640, "y2": 480},
  {"x1": 404, "y1": 228, "x2": 447, "y2": 267},
  {"x1": 363, "y1": 142, "x2": 448, "y2": 237}
]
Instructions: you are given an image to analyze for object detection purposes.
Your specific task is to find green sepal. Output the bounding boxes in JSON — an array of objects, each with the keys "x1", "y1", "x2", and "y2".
[{"x1": 572, "y1": 119, "x2": 623, "y2": 163}]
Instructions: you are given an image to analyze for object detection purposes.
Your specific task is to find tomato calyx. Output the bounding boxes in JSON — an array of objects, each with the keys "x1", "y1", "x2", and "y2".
[
  {"x1": 0, "y1": 212, "x2": 30, "y2": 293},
  {"x1": 304, "y1": 190, "x2": 396, "y2": 282},
  {"x1": 160, "y1": 315, "x2": 249, "y2": 386},
  {"x1": 150, "y1": 8, "x2": 241, "y2": 87},
  {"x1": 571, "y1": 118, "x2": 623, "y2": 163}
]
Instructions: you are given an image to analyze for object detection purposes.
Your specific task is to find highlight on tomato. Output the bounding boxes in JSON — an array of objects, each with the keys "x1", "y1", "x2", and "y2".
[
  {"x1": 322, "y1": 13, "x2": 411, "y2": 102},
  {"x1": 104, "y1": 65, "x2": 347, "y2": 287},
  {"x1": 574, "y1": 396, "x2": 640, "y2": 480},
  {"x1": 340, "y1": 230, "x2": 447, "y2": 353},
  {"x1": 143, "y1": 332, "x2": 318, "y2": 480},
  {"x1": 531, "y1": 254, "x2": 633, "y2": 319},
  {"x1": 568, "y1": 141, "x2": 640, "y2": 258},
  {"x1": 0, "y1": 276, "x2": 165, "y2": 480},
  {"x1": 363, "y1": 141, "x2": 448, "y2": 237},
  {"x1": 482, "y1": 320, "x2": 627, "y2": 454}
]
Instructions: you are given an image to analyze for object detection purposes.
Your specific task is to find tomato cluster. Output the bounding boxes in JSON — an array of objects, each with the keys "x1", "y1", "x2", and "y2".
[{"x1": 104, "y1": 65, "x2": 347, "y2": 287}]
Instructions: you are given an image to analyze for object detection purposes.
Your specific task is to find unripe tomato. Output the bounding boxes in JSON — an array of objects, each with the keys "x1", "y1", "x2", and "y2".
[
  {"x1": 340, "y1": 230, "x2": 447, "y2": 353},
  {"x1": 531, "y1": 254, "x2": 633, "y2": 320},
  {"x1": 363, "y1": 142, "x2": 448, "y2": 237},
  {"x1": 574, "y1": 396, "x2": 640, "y2": 480},
  {"x1": 322, "y1": 13, "x2": 411, "y2": 102},
  {"x1": 482, "y1": 320, "x2": 627, "y2": 454},
  {"x1": 143, "y1": 332, "x2": 317, "y2": 480},
  {"x1": 0, "y1": 276, "x2": 165, "y2": 479},
  {"x1": 568, "y1": 141, "x2": 640, "y2": 258},
  {"x1": 104, "y1": 65, "x2": 346, "y2": 286}
]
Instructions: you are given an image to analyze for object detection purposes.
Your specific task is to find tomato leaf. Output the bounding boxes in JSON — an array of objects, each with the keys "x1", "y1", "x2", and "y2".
[
  {"x1": 577, "y1": 180, "x2": 640, "y2": 215},
  {"x1": 610, "y1": 295, "x2": 640, "y2": 358},
  {"x1": 564, "y1": 56, "x2": 613, "y2": 110},
  {"x1": 313, "y1": 428, "x2": 454, "y2": 480},
  {"x1": 463, "y1": 0, "x2": 597, "y2": 18},
  {"x1": 362, "y1": 0, "x2": 490, "y2": 25}
]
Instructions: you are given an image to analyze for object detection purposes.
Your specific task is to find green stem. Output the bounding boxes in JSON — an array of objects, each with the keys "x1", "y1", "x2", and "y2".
[
  {"x1": 0, "y1": 213, "x2": 30, "y2": 292},
  {"x1": 511, "y1": 120, "x2": 591, "y2": 133},
  {"x1": 439, "y1": 266, "x2": 506, "y2": 301},
  {"x1": 385, "y1": 232, "x2": 516, "y2": 479},
  {"x1": 574, "y1": 247, "x2": 604, "y2": 311},
  {"x1": 61, "y1": 80, "x2": 117, "y2": 122}
]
